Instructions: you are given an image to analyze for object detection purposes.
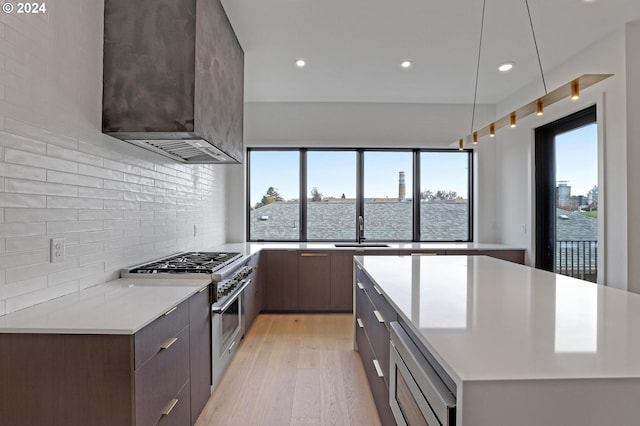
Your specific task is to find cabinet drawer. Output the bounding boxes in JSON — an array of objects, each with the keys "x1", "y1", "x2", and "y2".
[
  {"x1": 135, "y1": 300, "x2": 189, "y2": 369},
  {"x1": 155, "y1": 381, "x2": 191, "y2": 426},
  {"x1": 356, "y1": 287, "x2": 391, "y2": 383},
  {"x1": 135, "y1": 326, "x2": 190, "y2": 426},
  {"x1": 356, "y1": 267, "x2": 397, "y2": 330},
  {"x1": 355, "y1": 324, "x2": 395, "y2": 426}
]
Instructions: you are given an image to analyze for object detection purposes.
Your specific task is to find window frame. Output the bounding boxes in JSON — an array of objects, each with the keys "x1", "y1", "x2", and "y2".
[{"x1": 246, "y1": 147, "x2": 473, "y2": 242}]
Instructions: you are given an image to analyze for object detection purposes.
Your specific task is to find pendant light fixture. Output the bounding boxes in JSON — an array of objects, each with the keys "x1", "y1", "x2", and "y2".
[
  {"x1": 456, "y1": 0, "x2": 612, "y2": 147},
  {"x1": 536, "y1": 98, "x2": 544, "y2": 116},
  {"x1": 571, "y1": 79, "x2": 580, "y2": 100}
]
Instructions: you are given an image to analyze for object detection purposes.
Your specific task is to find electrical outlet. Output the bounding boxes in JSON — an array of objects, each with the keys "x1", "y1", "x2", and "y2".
[{"x1": 50, "y1": 238, "x2": 65, "y2": 263}]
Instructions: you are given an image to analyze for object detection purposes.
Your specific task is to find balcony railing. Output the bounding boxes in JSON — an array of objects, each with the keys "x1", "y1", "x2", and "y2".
[{"x1": 556, "y1": 240, "x2": 597, "y2": 283}]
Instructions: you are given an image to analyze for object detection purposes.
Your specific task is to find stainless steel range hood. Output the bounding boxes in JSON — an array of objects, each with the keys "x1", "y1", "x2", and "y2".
[
  {"x1": 102, "y1": 0, "x2": 244, "y2": 164},
  {"x1": 119, "y1": 137, "x2": 234, "y2": 163}
]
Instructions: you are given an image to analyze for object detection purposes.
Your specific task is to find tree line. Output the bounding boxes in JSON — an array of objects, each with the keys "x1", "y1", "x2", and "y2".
[{"x1": 254, "y1": 186, "x2": 463, "y2": 209}]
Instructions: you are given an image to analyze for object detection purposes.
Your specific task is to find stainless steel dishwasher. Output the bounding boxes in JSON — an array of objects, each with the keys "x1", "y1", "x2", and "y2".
[{"x1": 389, "y1": 321, "x2": 456, "y2": 426}]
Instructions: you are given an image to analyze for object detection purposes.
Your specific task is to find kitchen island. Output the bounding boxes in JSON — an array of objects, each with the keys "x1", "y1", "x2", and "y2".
[{"x1": 354, "y1": 255, "x2": 640, "y2": 426}]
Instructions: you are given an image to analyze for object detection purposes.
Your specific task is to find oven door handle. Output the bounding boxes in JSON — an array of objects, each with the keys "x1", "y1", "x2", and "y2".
[{"x1": 211, "y1": 279, "x2": 251, "y2": 314}]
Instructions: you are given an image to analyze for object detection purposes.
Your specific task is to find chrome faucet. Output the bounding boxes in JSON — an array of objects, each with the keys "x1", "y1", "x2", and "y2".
[{"x1": 357, "y1": 215, "x2": 366, "y2": 244}]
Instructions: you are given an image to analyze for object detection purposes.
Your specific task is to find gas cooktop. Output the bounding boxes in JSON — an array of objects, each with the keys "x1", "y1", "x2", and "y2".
[{"x1": 126, "y1": 252, "x2": 243, "y2": 274}]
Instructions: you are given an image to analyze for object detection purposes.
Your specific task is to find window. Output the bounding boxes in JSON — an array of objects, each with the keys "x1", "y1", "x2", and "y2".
[
  {"x1": 248, "y1": 150, "x2": 299, "y2": 240},
  {"x1": 247, "y1": 148, "x2": 472, "y2": 242},
  {"x1": 363, "y1": 151, "x2": 413, "y2": 240},
  {"x1": 535, "y1": 105, "x2": 598, "y2": 282},
  {"x1": 420, "y1": 151, "x2": 470, "y2": 241},
  {"x1": 307, "y1": 151, "x2": 357, "y2": 240}
]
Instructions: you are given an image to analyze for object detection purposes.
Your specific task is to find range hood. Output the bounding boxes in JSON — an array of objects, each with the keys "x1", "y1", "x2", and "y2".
[{"x1": 102, "y1": 0, "x2": 244, "y2": 164}]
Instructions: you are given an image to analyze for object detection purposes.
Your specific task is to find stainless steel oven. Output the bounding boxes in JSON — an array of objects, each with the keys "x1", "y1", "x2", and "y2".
[
  {"x1": 389, "y1": 322, "x2": 456, "y2": 426},
  {"x1": 210, "y1": 260, "x2": 254, "y2": 388},
  {"x1": 211, "y1": 280, "x2": 247, "y2": 388}
]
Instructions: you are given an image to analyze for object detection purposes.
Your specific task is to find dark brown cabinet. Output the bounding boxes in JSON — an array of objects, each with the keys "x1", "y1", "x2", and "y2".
[
  {"x1": 244, "y1": 252, "x2": 262, "y2": 332},
  {"x1": 354, "y1": 263, "x2": 397, "y2": 426},
  {"x1": 0, "y1": 289, "x2": 211, "y2": 426},
  {"x1": 264, "y1": 250, "x2": 298, "y2": 311},
  {"x1": 298, "y1": 251, "x2": 331, "y2": 310},
  {"x1": 263, "y1": 249, "x2": 354, "y2": 312},
  {"x1": 330, "y1": 250, "x2": 355, "y2": 311},
  {"x1": 189, "y1": 286, "x2": 212, "y2": 423},
  {"x1": 135, "y1": 326, "x2": 190, "y2": 426}
]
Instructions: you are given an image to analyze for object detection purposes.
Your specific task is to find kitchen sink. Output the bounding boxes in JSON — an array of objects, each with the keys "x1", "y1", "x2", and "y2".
[{"x1": 334, "y1": 243, "x2": 390, "y2": 248}]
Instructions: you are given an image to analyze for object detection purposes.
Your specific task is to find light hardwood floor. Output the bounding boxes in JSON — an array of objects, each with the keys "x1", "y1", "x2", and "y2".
[{"x1": 196, "y1": 314, "x2": 382, "y2": 426}]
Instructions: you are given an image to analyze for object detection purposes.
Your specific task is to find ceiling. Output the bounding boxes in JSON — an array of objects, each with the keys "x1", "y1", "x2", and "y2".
[{"x1": 221, "y1": 0, "x2": 640, "y2": 105}]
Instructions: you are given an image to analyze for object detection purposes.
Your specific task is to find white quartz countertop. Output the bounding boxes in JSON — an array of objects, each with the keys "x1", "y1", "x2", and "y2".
[
  {"x1": 0, "y1": 243, "x2": 522, "y2": 335},
  {"x1": 0, "y1": 278, "x2": 210, "y2": 334},
  {"x1": 355, "y1": 255, "x2": 640, "y2": 383},
  {"x1": 207, "y1": 241, "x2": 524, "y2": 256}
]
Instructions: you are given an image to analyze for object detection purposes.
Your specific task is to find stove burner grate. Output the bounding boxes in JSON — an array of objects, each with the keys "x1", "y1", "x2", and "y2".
[{"x1": 128, "y1": 252, "x2": 241, "y2": 274}]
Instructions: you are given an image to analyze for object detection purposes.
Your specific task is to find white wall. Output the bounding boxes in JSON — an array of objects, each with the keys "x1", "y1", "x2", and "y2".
[
  {"x1": 625, "y1": 20, "x2": 640, "y2": 293},
  {"x1": 492, "y1": 27, "x2": 629, "y2": 289},
  {"x1": 245, "y1": 102, "x2": 495, "y2": 147},
  {"x1": 0, "y1": 0, "x2": 229, "y2": 315}
]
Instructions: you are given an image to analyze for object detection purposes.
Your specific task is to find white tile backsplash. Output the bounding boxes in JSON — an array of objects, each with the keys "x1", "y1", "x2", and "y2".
[
  {"x1": 0, "y1": 276, "x2": 47, "y2": 300},
  {"x1": 0, "y1": 0, "x2": 229, "y2": 315},
  {"x1": 47, "y1": 170, "x2": 103, "y2": 188},
  {"x1": 78, "y1": 163, "x2": 124, "y2": 181},
  {"x1": 47, "y1": 144, "x2": 103, "y2": 166},
  {"x1": 0, "y1": 162, "x2": 47, "y2": 181},
  {"x1": 0, "y1": 131, "x2": 47, "y2": 154},
  {"x1": 0, "y1": 193, "x2": 46, "y2": 208},
  {"x1": 5, "y1": 236, "x2": 50, "y2": 253},
  {"x1": 47, "y1": 196, "x2": 103, "y2": 209},
  {"x1": 5, "y1": 148, "x2": 79, "y2": 173},
  {"x1": 0, "y1": 222, "x2": 46, "y2": 238},
  {"x1": 4, "y1": 208, "x2": 78, "y2": 223},
  {"x1": 5, "y1": 178, "x2": 79, "y2": 197}
]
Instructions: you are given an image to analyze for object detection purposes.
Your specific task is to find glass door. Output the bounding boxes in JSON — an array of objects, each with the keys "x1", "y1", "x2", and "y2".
[{"x1": 535, "y1": 106, "x2": 598, "y2": 282}]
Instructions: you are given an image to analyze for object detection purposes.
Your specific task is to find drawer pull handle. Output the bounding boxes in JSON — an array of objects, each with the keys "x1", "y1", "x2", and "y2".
[
  {"x1": 160, "y1": 337, "x2": 178, "y2": 350},
  {"x1": 373, "y1": 310, "x2": 384, "y2": 323},
  {"x1": 373, "y1": 359, "x2": 384, "y2": 378},
  {"x1": 198, "y1": 286, "x2": 208, "y2": 293},
  {"x1": 300, "y1": 253, "x2": 328, "y2": 257},
  {"x1": 228, "y1": 340, "x2": 236, "y2": 353},
  {"x1": 161, "y1": 398, "x2": 179, "y2": 416},
  {"x1": 163, "y1": 306, "x2": 178, "y2": 316},
  {"x1": 373, "y1": 285, "x2": 382, "y2": 295},
  {"x1": 357, "y1": 318, "x2": 364, "y2": 328},
  {"x1": 357, "y1": 282, "x2": 365, "y2": 290}
]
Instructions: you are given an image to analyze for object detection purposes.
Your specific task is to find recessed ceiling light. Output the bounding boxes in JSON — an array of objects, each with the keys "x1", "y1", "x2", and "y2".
[
  {"x1": 498, "y1": 62, "x2": 514, "y2": 72},
  {"x1": 401, "y1": 60, "x2": 412, "y2": 69},
  {"x1": 295, "y1": 59, "x2": 306, "y2": 68}
]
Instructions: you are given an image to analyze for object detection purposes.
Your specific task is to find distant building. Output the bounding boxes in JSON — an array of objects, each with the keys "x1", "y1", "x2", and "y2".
[
  {"x1": 556, "y1": 182, "x2": 572, "y2": 210},
  {"x1": 398, "y1": 171, "x2": 406, "y2": 201}
]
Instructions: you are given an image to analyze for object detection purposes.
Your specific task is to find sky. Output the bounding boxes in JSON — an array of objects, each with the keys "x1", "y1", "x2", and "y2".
[
  {"x1": 555, "y1": 123, "x2": 598, "y2": 197},
  {"x1": 249, "y1": 150, "x2": 469, "y2": 205}
]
